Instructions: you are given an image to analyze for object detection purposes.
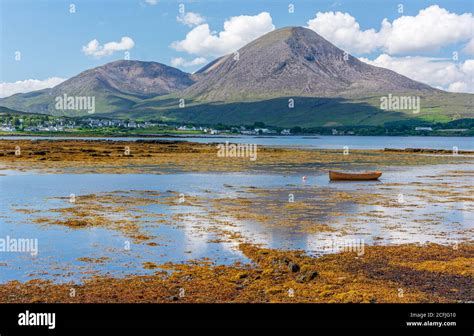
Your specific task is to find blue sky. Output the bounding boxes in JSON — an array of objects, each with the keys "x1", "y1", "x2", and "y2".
[{"x1": 1, "y1": 0, "x2": 473, "y2": 96}]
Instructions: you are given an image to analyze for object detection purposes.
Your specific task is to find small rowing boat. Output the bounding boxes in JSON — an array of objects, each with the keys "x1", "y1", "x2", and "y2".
[{"x1": 329, "y1": 171, "x2": 382, "y2": 181}]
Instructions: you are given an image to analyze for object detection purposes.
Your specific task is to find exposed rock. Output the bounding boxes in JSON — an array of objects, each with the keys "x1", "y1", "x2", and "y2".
[
  {"x1": 288, "y1": 262, "x2": 300, "y2": 273},
  {"x1": 296, "y1": 270, "x2": 319, "y2": 283},
  {"x1": 186, "y1": 27, "x2": 436, "y2": 101}
]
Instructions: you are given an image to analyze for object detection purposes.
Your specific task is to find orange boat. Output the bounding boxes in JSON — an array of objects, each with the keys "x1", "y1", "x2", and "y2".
[{"x1": 329, "y1": 171, "x2": 382, "y2": 181}]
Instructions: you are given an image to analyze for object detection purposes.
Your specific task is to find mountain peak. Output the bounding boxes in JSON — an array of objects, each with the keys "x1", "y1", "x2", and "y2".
[
  {"x1": 1, "y1": 25, "x2": 453, "y2": 125},
  {"x1": 57, "y1": 59, "x2": 195, "y2": 98},
  {"x1": 271, "y1": 26, "x2": 324, "y2": 38},
  {"x1": 186, "y1": 26, "x2": 434, "y2": 101},
  {"x1": 0, "y1": 60, "x2": 196, "y2": 115}
]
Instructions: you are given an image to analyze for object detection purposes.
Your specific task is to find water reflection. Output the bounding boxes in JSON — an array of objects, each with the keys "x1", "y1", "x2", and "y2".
[{"x1": 0, "y1": 165, "x2": 472, "y2": 283}]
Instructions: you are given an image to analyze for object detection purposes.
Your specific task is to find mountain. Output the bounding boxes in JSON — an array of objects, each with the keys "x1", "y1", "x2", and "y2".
[
  {"x1": 122, "y1": 27, "x2": 471, "y2": 126},
  {"x1": 185, "y1": 27, "x2": 436, "y2": 101},
  {"x1": 0, "y1": 105, "x2": 36, "y2": 115},
  {"x1": 1, "y1": 27, "x2": 472, "y2": 127},
  {"x1": 0, "y1": 60, "x2": 195, "y2": 116}
]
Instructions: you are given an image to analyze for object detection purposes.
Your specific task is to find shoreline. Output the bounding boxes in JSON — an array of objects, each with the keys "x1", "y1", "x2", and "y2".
[
  {"x1": 1, "y1": 242, "x2": 472, "y2": 303},
  {"x1": 1, "y1": 132, "x2": 473, "y2": 138},
  {"x1": 1, "y1": 139, "x2": 473, "y2": 175},
  {"x1": 1, "y1": 139, "x2": 472, "y2": 303}
]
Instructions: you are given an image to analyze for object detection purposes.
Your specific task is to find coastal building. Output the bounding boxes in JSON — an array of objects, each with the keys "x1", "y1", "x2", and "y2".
[
  {"x1": 415, "y1": 127, "x2": 433, "y2": 131},
  {"x1": 438, "y1": 129, "x2": 468, "y2": 132}
]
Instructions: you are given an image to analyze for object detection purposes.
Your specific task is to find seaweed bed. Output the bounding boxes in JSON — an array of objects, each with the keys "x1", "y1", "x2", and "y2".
[
  {"x1": 1, "y1": 139, "x2": 472, "y2": 174},
  {"x1": 1, "y1": 242, "x2": 472, "y2": 303},
  {"x1": 0, "y1": 139, "x2": 473, "y2": 303}
]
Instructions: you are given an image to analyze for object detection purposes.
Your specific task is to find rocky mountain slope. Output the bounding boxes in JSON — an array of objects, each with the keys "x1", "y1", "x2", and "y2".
[
  {"x1": 184, "y1": 27, "x2": 437, "y2": 101},
  {"x1": 1, "y1": 60, "x2": 195, "y2": 115},
  {"x1": 1, "y1": 27, "x2": 471, "y2": 127}
]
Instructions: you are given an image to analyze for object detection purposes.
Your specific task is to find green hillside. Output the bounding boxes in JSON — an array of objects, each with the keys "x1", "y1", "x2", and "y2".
[{"x1": 100, "y1": 91, "x2": 473, "y2": 128}]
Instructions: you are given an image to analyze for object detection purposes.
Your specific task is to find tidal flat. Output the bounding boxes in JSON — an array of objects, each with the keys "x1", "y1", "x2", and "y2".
[{"x1": 0, "y1": 140, "x2": 472, "y2": 303}]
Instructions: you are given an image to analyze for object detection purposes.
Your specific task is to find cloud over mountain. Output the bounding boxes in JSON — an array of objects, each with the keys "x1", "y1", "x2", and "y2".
[
  {"x1": 360, "y1": 55, "x2": 474, "y2": 93},
  {"x1": 0, "y1": 77, "x2": 66, "y2": 98},
  {"x1": 82, "y1": 37, "x2": 135, "y2": 58},
  {"x1": 171, "y1": 57, "x2": 207, "y2": 67},
  {"x1": 307, "y1": 5, "x2": 474, "y2": 55},
  {"x1": 171, "y1": 12, "x2": 275, "y2": 57}
]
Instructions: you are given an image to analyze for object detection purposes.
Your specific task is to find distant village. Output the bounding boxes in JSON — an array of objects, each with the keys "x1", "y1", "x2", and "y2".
[
  {"x1": 0, "y1": 116, "x2": 293, "y2": 135},
  {"x1": 1, "y1": 115, "x2": 471, "y2": 136}
]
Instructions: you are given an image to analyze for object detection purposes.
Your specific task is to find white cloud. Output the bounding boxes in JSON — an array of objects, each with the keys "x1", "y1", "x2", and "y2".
[
  {"x1": 171, "y1": 12, "x2": 274, "y2": 57},
  {"x1": 307, "y1": 5, "x2": 474, "y2": 55},
  {"x1": 448, "y1": 81, "x2": 470, "y2": 93},
  {"x1": 0, "y1": 77, "x2": 66, "y2": 98},
  {"x1": 307, "y1": 11, "x2": 383, "y2": 54},
  {"x1": 384, "y1": 6, "x2": 473, "y2": 54},
  {"x1": 144, "y1": 0, "x2": 158, "y2": 5},
  {"x1": 461, "y1": 59, "x2": 474, "y2": 76},
  {"x1": 82, "y1": 37, "x2": 135, "y2": 58},
  {"x1": 170, "y1": 57, "x2": 207, "y2": 68},
  {"x1": 360, "y1": 55, "x2": 474, "y2": 93},
  {"x1": 463, "y1": 39, "x2": 474, "y2": 55},
  {"x1": 177, "y1": 12, "x2": 205, "y2": 27}
]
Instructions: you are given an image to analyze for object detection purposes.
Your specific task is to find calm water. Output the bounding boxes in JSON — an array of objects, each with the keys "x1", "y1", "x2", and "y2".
[
  {"x1": 1, "y1": 164, "x2": 472, "y2": 283},
  {"x1": 1, "y1": 135, "x2": 473, "y2": 150},
  {"x1": 1, "y1": 135, "x2": 472, "y2": 283}
]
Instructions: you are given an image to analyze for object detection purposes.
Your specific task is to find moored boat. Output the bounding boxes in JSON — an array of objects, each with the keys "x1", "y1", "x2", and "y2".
[{"x1": 329, "y1": 171, "x2": 382, "y2": 181}]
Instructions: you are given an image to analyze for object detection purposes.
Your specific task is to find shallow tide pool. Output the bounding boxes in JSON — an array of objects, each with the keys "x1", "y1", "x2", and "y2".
[{"x1": 0, "y1": 164, "x2": 472, "y2": 283}]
